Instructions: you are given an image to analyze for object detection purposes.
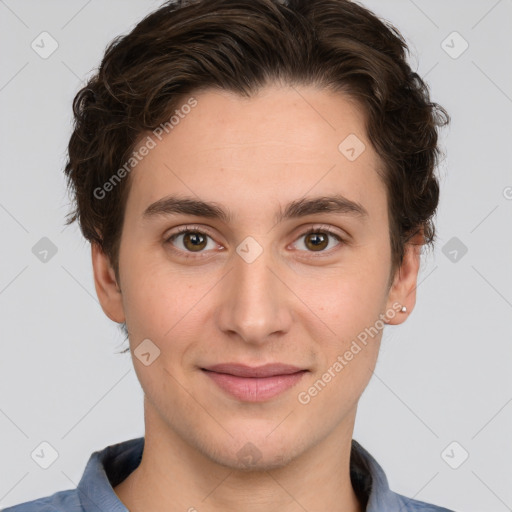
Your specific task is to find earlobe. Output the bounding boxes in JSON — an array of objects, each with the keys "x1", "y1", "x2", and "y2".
[
  {"x1": 384, "y1": 232, "x2": 424, "y2": 325},
  {"x1": 91, "y1": 242, "x2": 126, "y2": 323}
]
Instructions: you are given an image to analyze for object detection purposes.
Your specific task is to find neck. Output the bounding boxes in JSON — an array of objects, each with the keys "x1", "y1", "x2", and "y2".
[{"x1": 114, "y1": 402, "x2": 363, "y2": 512}]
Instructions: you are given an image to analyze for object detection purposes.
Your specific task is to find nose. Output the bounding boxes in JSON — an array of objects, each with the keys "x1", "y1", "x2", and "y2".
[{"x1": 214, "y1": 239, "x2": 293, "y2": 346}]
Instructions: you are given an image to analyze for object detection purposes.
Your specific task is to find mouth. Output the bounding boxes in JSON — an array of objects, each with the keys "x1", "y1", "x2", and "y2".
[{"x1": 200, "y1": 363, "x2": 308, "y2": 402}]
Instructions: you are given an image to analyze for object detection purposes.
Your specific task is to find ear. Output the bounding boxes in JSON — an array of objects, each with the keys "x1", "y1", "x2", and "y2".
[
  {"x1": 384, "y1": 231, "x2": 424, "y2": 325},
  {"x1": 91, "y1": 242, "x2": 126, "y2": 323}
]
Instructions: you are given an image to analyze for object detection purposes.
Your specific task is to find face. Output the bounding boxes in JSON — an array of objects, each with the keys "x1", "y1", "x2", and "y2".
[{"x1": 93, "y1": 84, "x2": 419, "y2": 470}]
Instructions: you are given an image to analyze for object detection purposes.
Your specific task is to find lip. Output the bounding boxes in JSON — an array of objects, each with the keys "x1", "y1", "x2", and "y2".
[
  {"x1": 203, "y1": 363, "x2": 304, "y2": 378},
  {"x1": 201, "y1": 363, "x2": 308, "y2": 402}
]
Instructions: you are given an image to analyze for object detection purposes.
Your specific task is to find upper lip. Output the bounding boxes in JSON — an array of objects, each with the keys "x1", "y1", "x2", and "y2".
[{"x1": 202, "y1": 363, "x2": 306, "y2": 378}]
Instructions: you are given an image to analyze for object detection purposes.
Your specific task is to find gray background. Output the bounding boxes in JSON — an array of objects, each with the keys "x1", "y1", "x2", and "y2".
[{"x1": 1, "y1": 1, "x2": 511, "y2": 510}]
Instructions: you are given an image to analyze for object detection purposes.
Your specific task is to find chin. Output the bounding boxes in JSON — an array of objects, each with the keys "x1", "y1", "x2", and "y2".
[
  {"x1": 219, "y1": 446, "x2": 298, "y2": 472},
  {"x1": 202, "y1": 431, "x2": 306, "y2": 472}
]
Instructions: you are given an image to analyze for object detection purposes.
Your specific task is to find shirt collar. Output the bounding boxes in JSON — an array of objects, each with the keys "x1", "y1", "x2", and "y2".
[
  {"x1": 350, "y1": 439, "x2": 405, "y2": 510},
  {"x1": 77, "y1": 437, "x2": 144, "y2": 511}
]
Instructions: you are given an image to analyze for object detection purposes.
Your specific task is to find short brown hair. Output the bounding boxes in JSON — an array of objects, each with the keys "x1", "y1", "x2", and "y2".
[{"x1": 64, "y1": 0, "x2": 449, "y2": 333}]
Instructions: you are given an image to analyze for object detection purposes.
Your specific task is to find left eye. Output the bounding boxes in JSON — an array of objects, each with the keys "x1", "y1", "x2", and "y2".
[{"x1": 292, "y1": 228, "x2": 343, "y2": 253}]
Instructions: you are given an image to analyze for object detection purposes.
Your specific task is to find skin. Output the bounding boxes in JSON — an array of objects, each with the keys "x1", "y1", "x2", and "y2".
[{"x1": 92, "y1": 84, "x2": 422, "y2": 512}]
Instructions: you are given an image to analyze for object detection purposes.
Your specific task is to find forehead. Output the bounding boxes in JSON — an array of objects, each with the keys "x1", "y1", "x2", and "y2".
[{"x1": 125, "y1": 85, "x2": 386, "y2": 224}]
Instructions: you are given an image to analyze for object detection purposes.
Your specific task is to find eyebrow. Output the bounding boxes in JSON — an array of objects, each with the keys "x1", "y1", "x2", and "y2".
[{"x1": 142, "y1": 194, "x2": 369, "y2": 224}]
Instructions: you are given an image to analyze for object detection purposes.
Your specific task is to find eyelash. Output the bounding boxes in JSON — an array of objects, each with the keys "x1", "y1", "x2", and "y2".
[{"x1": 164, "y1": 224, "x2": 344, "y2": 258}]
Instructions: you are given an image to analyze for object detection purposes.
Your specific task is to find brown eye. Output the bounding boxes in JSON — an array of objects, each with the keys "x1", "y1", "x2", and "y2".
[
  {"x1": 166, "y1": 228, "x2": 215, "y2": 254},
  {"x1": 294, "y1": 227, "x2": 344, "y2": 254},
  {"x1": 182, "y1": 231, "x2": 207, "y2": 251},
  {"x1": 304, "y1": 232, "x2": 329, "y2": 251}
]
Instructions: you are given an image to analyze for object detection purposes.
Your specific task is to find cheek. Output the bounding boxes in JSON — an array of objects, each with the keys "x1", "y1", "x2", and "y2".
[
  {"x1": 304, "y1": 265, "x2": 388, "y2": 332},
  {"x1": 120, "y1": 258, "x2": 216, "y2": 351},
  {"x1": 120, "y1": 264, "x2": 179, "y2": 340},
  {"x1": 295, "y1": 335, "x2": 379, "y2": 429},
  {"x1": 297, "y1": 265, "x2": 387, "y2": 399},
  {"x1": 298, "y1": 281, "x2": 382, "y2": 407}
]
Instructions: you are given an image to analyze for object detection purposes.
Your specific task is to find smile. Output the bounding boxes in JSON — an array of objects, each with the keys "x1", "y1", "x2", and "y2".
[{"x1": 201, "y1": 366, "x2": 308, "y2": 402}]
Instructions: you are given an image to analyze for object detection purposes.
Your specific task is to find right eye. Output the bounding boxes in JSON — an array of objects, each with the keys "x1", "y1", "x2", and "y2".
[{"x1": 165, "y1": 226, "x2": 220, "y2": 256}]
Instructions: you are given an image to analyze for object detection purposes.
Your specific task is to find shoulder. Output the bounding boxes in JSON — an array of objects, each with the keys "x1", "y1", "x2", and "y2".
[
  {"x1": 393, "y1": 490, "x2": 457, "y2": 512},
  {"x1": 1, "y1": 488, "x2": 81, "y2": 512},
  {"x1": 350, "y1": 440, "x2": 456, "y2": 512}
]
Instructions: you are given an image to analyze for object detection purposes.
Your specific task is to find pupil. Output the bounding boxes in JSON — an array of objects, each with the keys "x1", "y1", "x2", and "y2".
[
  {"x1": 308, "y1": 233, "x2": 327, "y2": 250},
  {"x1": 186, "y1": 232, "x2": 205, "y2": 250}
]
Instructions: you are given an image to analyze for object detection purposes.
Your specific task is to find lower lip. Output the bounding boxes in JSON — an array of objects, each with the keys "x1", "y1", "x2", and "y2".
[{"x1": 202, "y1": 369, "x2": 307, "y2": 402}]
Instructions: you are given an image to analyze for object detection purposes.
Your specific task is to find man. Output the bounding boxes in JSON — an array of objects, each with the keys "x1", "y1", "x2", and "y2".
[{"x1": 4, "y1": 0, "x2": 452, "y2": 510}]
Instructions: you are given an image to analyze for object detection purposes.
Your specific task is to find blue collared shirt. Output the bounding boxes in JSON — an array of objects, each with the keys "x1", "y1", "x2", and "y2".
[{"x1": 2, "y1": 437, "x2": 455, "y2": 511}]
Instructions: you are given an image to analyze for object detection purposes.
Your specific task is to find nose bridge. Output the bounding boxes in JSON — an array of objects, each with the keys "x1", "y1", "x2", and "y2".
[{"x1": 216, "y1": 236, "x2": 292, "y2": 344}]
